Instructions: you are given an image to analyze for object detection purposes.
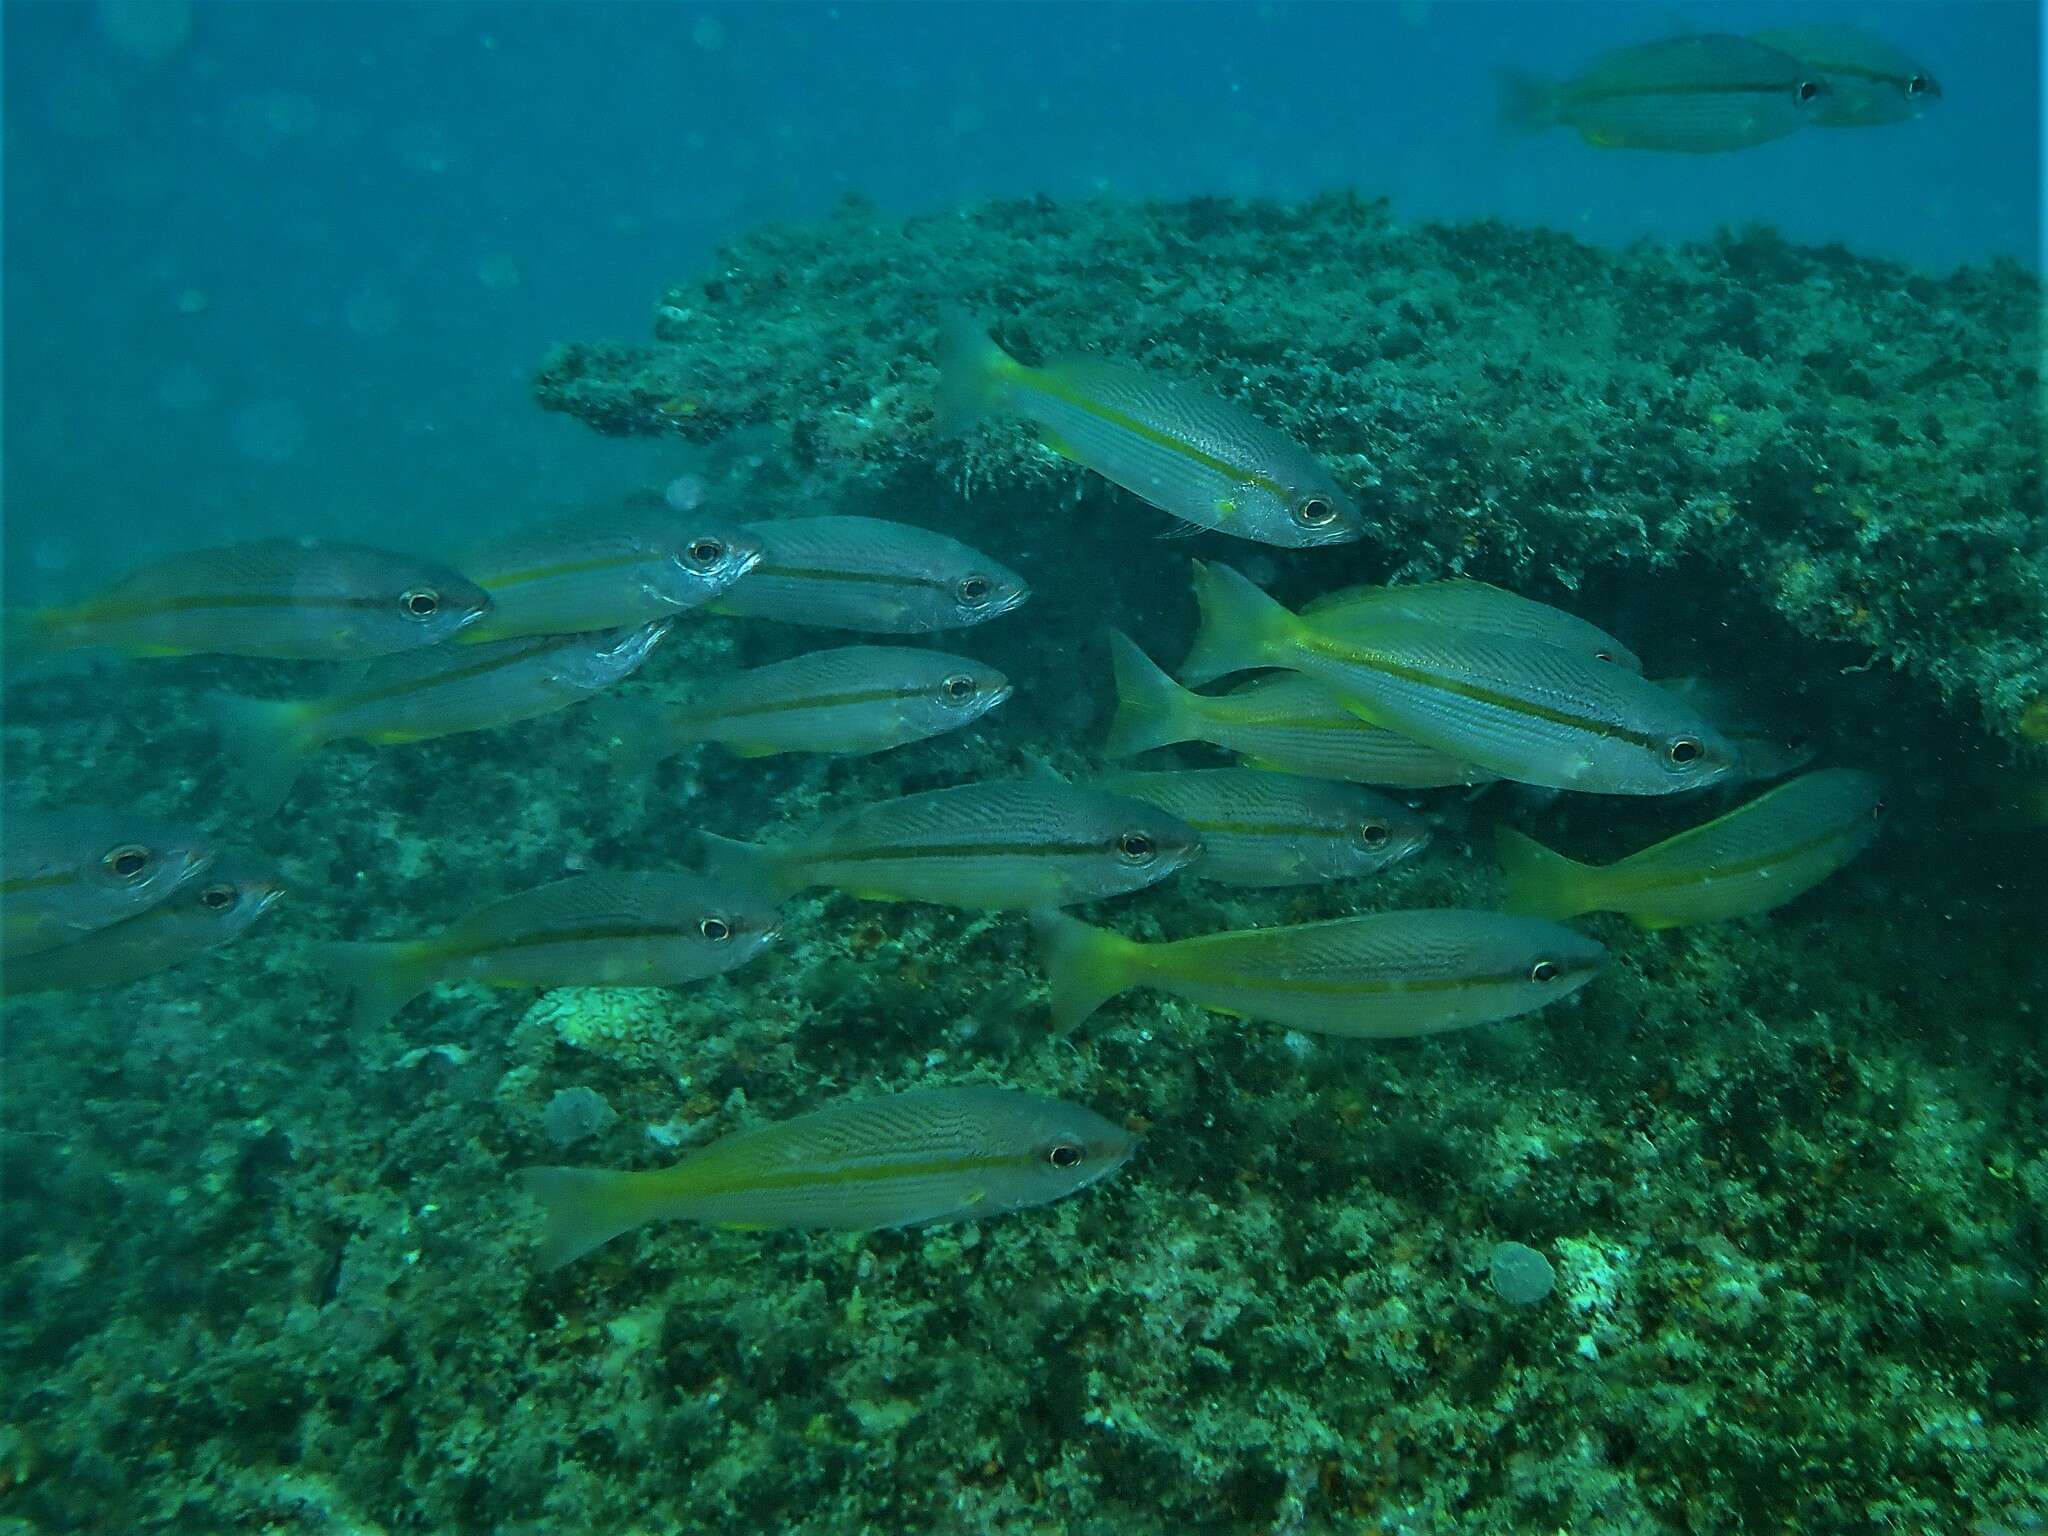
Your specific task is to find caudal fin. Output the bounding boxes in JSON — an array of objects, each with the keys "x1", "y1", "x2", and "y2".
[
  {"x1": 1496, "y1": 70, "x2": 1557, "y2": 138},
  {"x1": 1104, "y1": 630, "x2": 1198, "y2": 758},
  {"x1": 519, "y1": 1166, "x2": 670, "y2": 1270},
  {"x1": 1495, "y1": 826, "x2": 1595, "y2": 920},
  {"x1": 1028, "y1": 908, "x2": 1142, "y2": 1034},
  {"x1": 933, "y1": 311, "x2": 1021, "y2": 435},
  {"x1": 1179, "y1": 561, "x2": 1297, "y2": 687},
  {"x1": 696, "y1": 830, "x2": 800, "y2": 902},
  {"x1": 316, "y1": 939, "x2": 441, "y2": 1031},
  {"x1": 205, "y1": 692, "x2": 315, "y2": 818}
]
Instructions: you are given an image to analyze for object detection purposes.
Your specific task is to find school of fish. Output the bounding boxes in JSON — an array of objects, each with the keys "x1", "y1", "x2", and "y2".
[{"x1": 5, "y1": 25, "x2": 1931, "y2": 1264}]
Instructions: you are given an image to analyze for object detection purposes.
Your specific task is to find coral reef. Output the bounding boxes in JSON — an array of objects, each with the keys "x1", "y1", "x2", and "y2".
[
  {"x1": 3, "y1": 196, "x2": 2045, "y2": 1535},
  {"x1": 541, "y1": 193, "x2": 2046, "y2": 747}
]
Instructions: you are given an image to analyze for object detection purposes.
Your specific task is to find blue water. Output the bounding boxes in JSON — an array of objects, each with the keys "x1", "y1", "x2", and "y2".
[{"x1": 3, "y1": 1, "x2": 2038, "y2": 595}]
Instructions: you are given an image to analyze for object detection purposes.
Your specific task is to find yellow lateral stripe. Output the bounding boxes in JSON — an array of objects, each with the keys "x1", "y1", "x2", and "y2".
[
  {"x1": 1171, "y1": 966, "x2": 1548, "y2": 997},
  {"x1": 693, "y1": 1150, "x2": 1026, "y2": 1196},
  {"x1": 480, "y1": 551, "x2": 650, "y2": 588},
  {"x1": 331, "y1": 637, "x2": 564, "y2": 711},
  {"x1": 688, "y1": 684, "x2": 920, "y2": 723},
  {"x1": 1018, "y1": 368, "x2": 1297, "y2": 503},
  {"x1": 1617, "y1": 822, "x2": 1858, "y2": 891},
  {"x1": 0, "y1": 871, "x2": 77, "y2": 893},
  {"x1": 1304, "y1": 633, "x2": 1664, "y2": 751},
  {"x1": 60, "y1": 592, "x2": 395, "y2": 621}
]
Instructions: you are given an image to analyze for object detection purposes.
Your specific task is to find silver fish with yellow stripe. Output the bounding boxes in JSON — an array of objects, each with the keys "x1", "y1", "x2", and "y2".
[
  {"x1": 9, "y1": 539, "x2": 490, "y2": 659},
  {"x1": 1498, "y1": 768, "x2": 1885, "y2": 929},
  {"x1": 520, "y1": 1085, "x2": 1135, "y2": 1268},
  {"x1": 1031, "y1": 908, "x2": 1605, "y2": 1037},
  {"x1": 1104, "y1": 629, "x2": 1495, "y2": 787},
  {"x1": 709, "y1": 515, "x2": 1029, "y2": 633},
  {"x1": 7, "y1": 859, "x2": 282, "y2": 993},
  {"x1": 1, "y1": 809, "x2": 215, "y2": 958},
  {"x1": 319, "y1": 869, "x2": 779, "y2": 1031},
  {"x1": 207, "y1": 620, "x2": 669, "y2": 816},
  {"x1": 1181, "y1": 562, "x2": 1736, "y2": 795},
  {"x1": 1500, "y1": 34, "x2": 1829, "y2": 153},
  {"x1": 1302, "y1": 579, "x2": 1642, "y2": 672},
  {"x1": 599, "y1": 645, "x2": 1012, "y2": 766},
  {"x1": 458, "y1": 507, "x2": 762, "y2": 642},
  {"x1": 1096, "y1": 767, "x2": 1428, "y2": 887},
  {"x1": 937, "y1": 314, "x2": 1363, "y2": 547},
  {"x1": 698, "y1": 779, "x2": 1201, "y2": 910}
]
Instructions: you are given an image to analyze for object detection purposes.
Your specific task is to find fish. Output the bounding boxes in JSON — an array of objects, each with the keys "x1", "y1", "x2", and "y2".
[
  {"x1": 708, "y1": 516, "x2": 1029, "y2": 632},
  {"x1": 1497, "y1": 767, "x2": 1886, "y2": 928},
  {"x1": 596, "y1": 645, "x2": 1013, "y2": 766},
  {"x1": 1, "y1": 809, "x2": 214, "y2": 958},
  {"x1": 457, "y1": 507, "x2": 763, "y2": 642},
  {"x1": 2019, "y1": 695, "x2": 2048, "y2": 743},
  {"x1": 1102, "y1": 631, "x2": 1494, "y2": 786},
  {"x1": 7, "y1": 539, "x2": 492, "y2": 659},
  {"x1": 1655, "y1": 676, "x2": 1817, "y2": 785},
  {"x1": 1499, "y1": 34, "x2": 1829, "y2": 153},
  {"x1": 318, "y1": 870, "x2": 780, "y2": 1031},
  {"x1": 1301, "y1": 579, "x2": 1643, "y2": 672},
  {"x1": 6, "y1": 860, "x2": 282, "y2": 993},
  {"x1": 206, "y1": 620, "x2": 669, "y2": 817},
  {"x1": 1753, "y1": 25, "x2": 1940, "y2": 126},
  {"x1": 1180, "y1": 562, "x2": 1738, "y2": 795},
  {"x1": 936, "y1": 314, "x2": 1364, "y2": 548},
  {"x1": 519, "y1": 1085, "x2": 1136, "y2": 1268},
  {"x1": 1096, "y1": 767, "x2": 1429, "y2": 887},
  {"x1": 697, "y1": 779, "x2": 1202, "y2": 910},
  {"x1": 1031, "y1": 908, "x2": 1605, "y2": 1037}
]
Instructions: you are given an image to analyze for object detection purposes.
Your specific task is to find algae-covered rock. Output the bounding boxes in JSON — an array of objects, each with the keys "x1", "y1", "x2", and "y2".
[{"x1": 538, "y1": 194, "x2": 2046, "y2": 745}]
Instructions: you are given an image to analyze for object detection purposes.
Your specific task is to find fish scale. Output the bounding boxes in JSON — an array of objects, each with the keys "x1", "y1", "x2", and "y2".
[
  {"x1": 699, "y1": 779, "x2": 1201, "y2": 909},
  {"x1": 518, "y1": 1087, "x2": 1135, "y2": 1267},
  {"x1": 709, "y1": 516, "x2": 1029, "y2": 632},
  {"x1": 1032, "y1": 908, "x2": 1607, "y2": 1037}
]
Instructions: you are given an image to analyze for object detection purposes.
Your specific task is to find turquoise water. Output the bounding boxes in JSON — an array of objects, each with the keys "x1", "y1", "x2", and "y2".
[{"x1": 3, "y1": 4, "x2": 2045, "y2": 1533}]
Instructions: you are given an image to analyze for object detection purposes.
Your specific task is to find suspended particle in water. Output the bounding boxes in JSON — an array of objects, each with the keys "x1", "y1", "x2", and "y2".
[
  {"x1": 664, "y1": 474, "x2": 706, "y2": 511},
  {"x1": 1489, "y1": 1241, "x2": 1556, "y2": 1306},
  {"x1": 476, "y1": 253, "x2": 523, "y2": 292}
]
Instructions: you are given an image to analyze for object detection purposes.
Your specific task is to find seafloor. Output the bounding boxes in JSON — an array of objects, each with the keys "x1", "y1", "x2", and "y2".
[{"x1": 3, "y1": 196, "x2": 2045, "y2": 1536}]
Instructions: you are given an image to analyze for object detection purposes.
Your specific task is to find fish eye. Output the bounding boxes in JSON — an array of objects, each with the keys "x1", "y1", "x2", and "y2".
[
  {"x1": 1295, "y1": 496, "x2": 1337, "y2": 527},
  {"x1": 104, "y1": 844, "x2": 154, "y2": 881},
  {"x1": 699, "y1": 915, "x2": 733, "y2": 942},
  {"x1": 1796, "y1": 79, "x2": 1822, "y2": 103},
  {"x1": 1359, "y1": 821, "x2": 1390, "y2": 849},
  {"x1": 401, "y1": 588, "x2": 441, "y2": 620},
  {"x1": 1116, "y1": 831, "x2": 1157, "y2": 863},
  {"x1": 200, "y1": 884, "x2": 237, "y2": 911},
  {"x1": 1046, "y1": 1142, "x2": 1084, "y2": 1170},
  {"x1": 1666, "y1": 736, "x2": 1704, "y2": 769},
  {"x1": 686, "y1": 537, "x2": 725, "y2": 566},
  {"x1": 1530, "y1": 959, "x2": 1562, "y2": 984},
  {"x1": 1906, "y1": 74, "x2": 1930, "y2": 96},
  {"x1": 941, "y1": 673, "x2": 977, "y2": 702},
  {"x1": 956, "y1": 574, "x2": 992, "y2": 606}
]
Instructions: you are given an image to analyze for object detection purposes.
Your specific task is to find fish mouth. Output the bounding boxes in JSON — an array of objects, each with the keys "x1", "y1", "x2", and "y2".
[
  {"x1": 984, "y1": 681, "x2": 1017, "y2": 711},
  {"x1": 451, "y1": 603, "x2": 491, "y2": 634}
]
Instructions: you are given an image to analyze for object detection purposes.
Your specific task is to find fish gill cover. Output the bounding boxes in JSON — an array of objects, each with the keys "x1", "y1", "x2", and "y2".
[{"x1": 3, "y1": 13, "x2": 2047, "y2": 1536}]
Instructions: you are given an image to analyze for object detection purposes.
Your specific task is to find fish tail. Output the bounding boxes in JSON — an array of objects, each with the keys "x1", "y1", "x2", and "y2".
[
  {"x1": 1029, "y1": 908, "x2": 1141, "y2": 1035},
  {"x1": 1495, "y1": 826, "x2": 1595, "y2": 920},
  {"x1": 1104, "y1": 630, "x2": 1197, "y2": 758},
  {"x1": 592, "y1": 697, "x2": 687, "y2": 774},
  {"x1": 696, "y1": 830, "x2": 797, "y2": 901},
  {"x1": 933, "y1": 310, "x2": 1022, "y2": 434},
  {"x1": 519, "y1": 1166, "x2": 673, "y2": 1269},
  {"x1": 316, "y1": 939, "x2": 441, "y2": 1031},
  {"x1": 204, "y1": 692, "x2": 314, "y2": 818},
  {"x1": 1496, "y1": 69, "x2": 1557, "y2": 137},
  {"x1": 1180, "y1": 561, "x2": 1297, "y2": 687}
]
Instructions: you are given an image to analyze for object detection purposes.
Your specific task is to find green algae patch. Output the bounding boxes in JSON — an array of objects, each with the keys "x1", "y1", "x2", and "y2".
[{"x1": 537, "y1": 194, "x2": 2046, "y2": 745}]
